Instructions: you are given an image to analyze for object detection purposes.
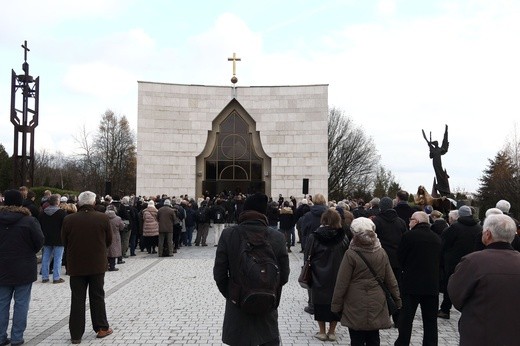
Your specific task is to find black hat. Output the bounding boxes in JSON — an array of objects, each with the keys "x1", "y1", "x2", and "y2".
[
  {"x1": 4, "y1": 189, "x2": 23, "y2": 206},
  {"x1": 243, "y1": 193, "x2": 268, "y2": 215},
  {"x1": 380, "y1": 197, "x2": 393, "y2": 212}
]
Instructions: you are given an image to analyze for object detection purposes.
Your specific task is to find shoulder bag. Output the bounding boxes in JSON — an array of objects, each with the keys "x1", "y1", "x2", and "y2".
[
  {"x1": 298, "y1": 236, "x2": 315, "y2": 289},
  {"x1": 355, "y1": 250, "x2": 398, "y2": 315}
]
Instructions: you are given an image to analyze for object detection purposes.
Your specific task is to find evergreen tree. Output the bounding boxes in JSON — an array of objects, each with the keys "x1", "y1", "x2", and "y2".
[
  {"x1": 0, "y1": 144, "x2": 13, "y2": 191},
  {"x1": 477, "y1": 151, "x2": 520, "y2": 219}
]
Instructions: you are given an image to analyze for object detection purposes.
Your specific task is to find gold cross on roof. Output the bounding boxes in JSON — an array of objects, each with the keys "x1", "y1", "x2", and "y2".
[{"x1": 227, "y1": 52, "x2": 241, "y2": 76}]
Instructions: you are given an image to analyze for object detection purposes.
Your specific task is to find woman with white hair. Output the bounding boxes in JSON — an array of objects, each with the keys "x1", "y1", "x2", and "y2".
[
  {"x1": 331, "y1": 217, "x2": 401, "y2": 345},
  {"x1": 142, "y1": 200, "x2": 159, "y2": 254}
]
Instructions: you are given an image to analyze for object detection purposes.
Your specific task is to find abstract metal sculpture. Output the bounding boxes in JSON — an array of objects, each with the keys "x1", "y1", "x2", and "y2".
[{"x1": 10, "y1": 40, "x2": 39, "y2": 187}]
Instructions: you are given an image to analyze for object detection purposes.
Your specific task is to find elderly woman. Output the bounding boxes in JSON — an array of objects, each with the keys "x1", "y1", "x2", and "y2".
[
  {"x1": 142, "y1": 200, "x2": 159, "y2": 254},
  {"x1": 106, "y1": 205, "x2": 125, "y2": 271},
  {"x1": 305, "y1": 208, "x2": 349, "y2": 342},
  {"x1": 331, "y1": 217, "x2": 401, "y2": 346}
]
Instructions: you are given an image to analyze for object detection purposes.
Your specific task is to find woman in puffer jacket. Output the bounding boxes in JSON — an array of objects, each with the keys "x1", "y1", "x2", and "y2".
[
  {"x1": 141, "y1": 201, "x2": 159, "y2": 254},
  {"x1": 331, "y1": 217, "x2": 401, "y2": 346}
]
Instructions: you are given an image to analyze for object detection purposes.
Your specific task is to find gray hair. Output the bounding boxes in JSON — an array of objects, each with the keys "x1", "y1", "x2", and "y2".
[
  {"x1": 495, "y1": 200, "x2": 511, "y2": 213},
  {"x1": 448, "y1": 210, "x2": 459, "y2": 223},
  {"x1": 351, "y1": 217, "x2": 376, "y2": 234},
  {"x1": 370, "y1": 197, "x2": 380, "y2": 207},
  {"x1": 78, "y1": 191, "x2": 96, "y2": 207},
  {"x1": 121, "y1": 196, "x2": 130, "y2": 205},
  {"x1": 483, "y1": 214, "x2": 516, "y2": 243},
  {"x1": 485, "y1": 208, "x2": 503, "y2": 217},
  {"x1": 48, "y1": 194, "x2": 61, "y2": 206}
]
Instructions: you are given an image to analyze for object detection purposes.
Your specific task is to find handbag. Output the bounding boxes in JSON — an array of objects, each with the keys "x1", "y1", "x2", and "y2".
[
  {"x1": 355, "y1": 250, "x2": 399, "y2": 315},
  {"x1": 298, "y1": 236, "x2": 315, "y2": 289}
]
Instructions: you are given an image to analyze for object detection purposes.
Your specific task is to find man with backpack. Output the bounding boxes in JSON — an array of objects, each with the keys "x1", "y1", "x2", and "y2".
[
  {"x1": 213, "y1": 193, "x2": 290, "y2": 346},
  {"x1": 194, "y1": 203, "x2": 210, "y2": 246}
]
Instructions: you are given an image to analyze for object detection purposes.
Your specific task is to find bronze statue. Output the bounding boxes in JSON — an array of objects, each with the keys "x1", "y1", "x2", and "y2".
[{"x1": 422, "y1": 125, "x2": 450, "y2": 196}]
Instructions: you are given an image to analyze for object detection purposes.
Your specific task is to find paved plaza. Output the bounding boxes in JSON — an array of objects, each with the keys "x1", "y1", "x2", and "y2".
[{"x1": 15, "y1": 228, "x2": 460, "y2": 345}]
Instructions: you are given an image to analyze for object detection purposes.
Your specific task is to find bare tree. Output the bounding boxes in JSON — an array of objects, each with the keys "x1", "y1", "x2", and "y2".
[{"x1": 328, "y1": 108, "x2": 380, "y2": 200}]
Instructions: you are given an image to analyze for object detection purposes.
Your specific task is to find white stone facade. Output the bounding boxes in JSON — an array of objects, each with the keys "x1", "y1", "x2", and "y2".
[{"x1": 137, "y1": 82, "x2": 328, "y2": 199}]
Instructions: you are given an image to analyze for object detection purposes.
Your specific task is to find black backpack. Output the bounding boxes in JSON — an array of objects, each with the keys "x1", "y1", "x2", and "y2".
[
  {"x1": 214, "y1": 208, "x2": 224, "y2": 222},
  {"x1": 229, "y1": 227, "x2": 281, "y2": 315},
  {"x1": 196, "y1": 206, "x2": 209, "y2": 223}
]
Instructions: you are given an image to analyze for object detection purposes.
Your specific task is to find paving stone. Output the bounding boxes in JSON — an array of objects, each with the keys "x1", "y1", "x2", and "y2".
[{"x1": 12, "y1": 227, "x2": 459, "y2": 345}]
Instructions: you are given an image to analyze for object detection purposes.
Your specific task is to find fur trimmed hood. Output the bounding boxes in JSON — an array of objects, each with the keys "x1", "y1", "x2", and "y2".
[{"x1": 0, "y1": 205, "x2": 32, "y2": 225}]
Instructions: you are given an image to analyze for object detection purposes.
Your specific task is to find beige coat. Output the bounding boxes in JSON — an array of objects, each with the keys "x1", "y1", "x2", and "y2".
[
  {"x1": 142, "y1": 206, "x2": 159, "y2": 237},
  {"x1": 331, "y1": 247, "x2": 401, "y2": 330}
]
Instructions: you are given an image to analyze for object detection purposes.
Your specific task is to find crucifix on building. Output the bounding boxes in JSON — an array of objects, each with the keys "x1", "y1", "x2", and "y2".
[{"x1": 228, "y1": 52, "x2": 241, "y2": 84}]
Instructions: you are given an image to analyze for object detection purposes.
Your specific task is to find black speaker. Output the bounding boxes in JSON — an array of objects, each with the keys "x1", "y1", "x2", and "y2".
[
  {"x1": 105, "y1": 181, "x2": 112, "y2": 196},
  {"x1": 302, "y1": 178, "x2": 309, "y2": 195}
]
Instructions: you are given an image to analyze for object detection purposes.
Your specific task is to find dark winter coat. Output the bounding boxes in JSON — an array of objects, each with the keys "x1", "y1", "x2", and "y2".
[
  {"x1": 184, "y1": 207, "x2": 196, "y2": 228},
  {"x1": 373, "y1": 209, "x2": 407, "y2": 270},
  {"x1": 431, "y1": 218, "x2": 448, "y2": 236},
  {"x1": 212, "y1": 204, "x2": 226, "y2": 224},
  {"x1": 38, "y1": 206, "x2": 67, "y2": 246},
  {"x1": 397, "y1": 222, "x2": 441, "y2": 295},
  {"x1": 23, "y1": 199, "x2": 40, "y2": 218},
  {"x1": 266, "y1": 204, "x2": 279, "y2": 227},
  {"x1": 305, "y1": 226, "x2": 349, "y2": 305},
  {"x1": 62, "y1": 204, "x2": 112, "y2": 276},
  {"x1": 157, "y1": 206, "x2": 176, "y2": 233},
  {"x1": 0, "y1": 206, "x2": 44, "y2": 285},
  {"x1": 441, "y1": 216, "x2": 482, "y2": 275},
  {"x1": 213, "y1": 211, "x2": 290, "y2": 346},
  {"x1": 448, "y1": 242, "x2": 520, "y2": 346},
  {"x1": 278, "y1": 207, "x2": 295, "y2": 230},
  {"x1": 394, "y1": 202, "x2": 414, "y2": 224},
  {"x1": 300, "y1": 204, "x2": 328, "y2": 247}
]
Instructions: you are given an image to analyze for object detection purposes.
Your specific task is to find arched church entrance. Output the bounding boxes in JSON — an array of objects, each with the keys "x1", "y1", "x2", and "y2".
[{"x1": 195, "y1": 99, "x2": 271, "y2": 198}]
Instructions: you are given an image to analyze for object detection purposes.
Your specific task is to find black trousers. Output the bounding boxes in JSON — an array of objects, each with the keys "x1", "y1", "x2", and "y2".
[
  {"x1": 395, "y1": 293, "x2": 438, "y2": 346},
  {"x1": 69, "y1": 274, "x2": 109, "y2": 340},
  {"x1": 348, "y1": 329, "x2": 380, "y2": 346}
]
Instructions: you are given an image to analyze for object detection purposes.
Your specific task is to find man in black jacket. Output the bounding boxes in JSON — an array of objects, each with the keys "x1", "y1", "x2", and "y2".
[
  {"x1": 213, "y1": 193, "x2": 289, "y2": 346},
  {"x1": 438, "y1": 205, "x2": 481, "y2": 319},
  {"x1": 395, "y1": 211, "x2": 441, "y2": 346},
  {"x1": 373, "y1": 196, "x2": 407, "y2": 326},
  {"x1": 38, "y1": 194, "x2": 67, "y2": 283},
  {"x1": 0, "y1": 189, "x2": 44, "y2": 346}
]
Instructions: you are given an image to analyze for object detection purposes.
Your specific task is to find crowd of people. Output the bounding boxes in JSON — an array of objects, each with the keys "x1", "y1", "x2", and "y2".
[{"x1": 1, "y1": 187, "x2": 520, "y2": 345}]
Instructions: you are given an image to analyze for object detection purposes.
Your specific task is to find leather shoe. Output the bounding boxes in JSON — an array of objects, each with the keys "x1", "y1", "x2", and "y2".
[
  {"x1": 53, "y1": 278, "x2": 65, "y2": 284},
  {"x1": 96, "y1": 328, "x2": 113, "y2": 338},
  {"x1": 108, "y1": 268, "x2": 119, "y2": 271},
  {"x1": 117, "y1": 260, "x2": 125, "y2": 264},
  {"x1": 437, "y1": 310, "x2": 450, "y2": 319},
  {"x1": 0, "y1": 338, "x2": 10, "y2": 346},
  {"x1": 71, "y1": 339, "x2": 81, "y2": 344}
]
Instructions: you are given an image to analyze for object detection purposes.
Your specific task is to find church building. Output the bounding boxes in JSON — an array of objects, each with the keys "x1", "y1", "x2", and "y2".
[{"x1": 136, "y1": 77, "x2": 329, "y2": 199}]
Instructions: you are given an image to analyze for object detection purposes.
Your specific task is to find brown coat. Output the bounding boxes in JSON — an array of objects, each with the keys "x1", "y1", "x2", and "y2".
[
  {"x1": 142, "y1": 206, "x2": 159, "y2": 237},
  {"x1": 157, "y1": 206, "x2": 176, "y2": 233},
  {"x1": 61, "y1": 204, "x2": 112, "y2": 276},
  {"x1": 331, "y1": 247, "x2": 401, "y2": 331},
  {"x1": 448, "y1": 242, "x2": 520, "y2": 346}
]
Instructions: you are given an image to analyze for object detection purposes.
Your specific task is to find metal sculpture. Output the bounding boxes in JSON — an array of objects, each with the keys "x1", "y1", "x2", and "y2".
[
  {"x1": 10, "y1": 40, "x2": 39, "y2": 187},
  {"x1": 422, "y1": 124, "x2": 450, "y2": 196}
]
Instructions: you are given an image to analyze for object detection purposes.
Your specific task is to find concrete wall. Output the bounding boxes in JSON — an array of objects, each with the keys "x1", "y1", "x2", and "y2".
[{"x1": 137, "y1": 82, "x2": 328, "y2": 199}]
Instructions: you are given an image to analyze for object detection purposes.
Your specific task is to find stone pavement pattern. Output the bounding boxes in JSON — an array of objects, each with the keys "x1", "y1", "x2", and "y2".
[{"x1": 13, "y1": 228, "x2": 460, "y2": 345}]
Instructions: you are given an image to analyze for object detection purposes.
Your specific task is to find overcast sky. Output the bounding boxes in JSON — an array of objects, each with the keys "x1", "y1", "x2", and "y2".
[{"x1": 1, "y1": 0, "x2": 519, "y2": 195}]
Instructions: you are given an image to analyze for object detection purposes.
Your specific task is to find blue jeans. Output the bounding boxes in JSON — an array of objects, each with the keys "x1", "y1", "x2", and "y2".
[
  {"x1": 0, "y1": 283, "x2": 32, "y2": 344},
  {"x1": 185, "y1": 226, "x2": 195, "y2": 246},
  {"x1": 41, "y1": 245, "x2": 65, "y2": 281}
]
